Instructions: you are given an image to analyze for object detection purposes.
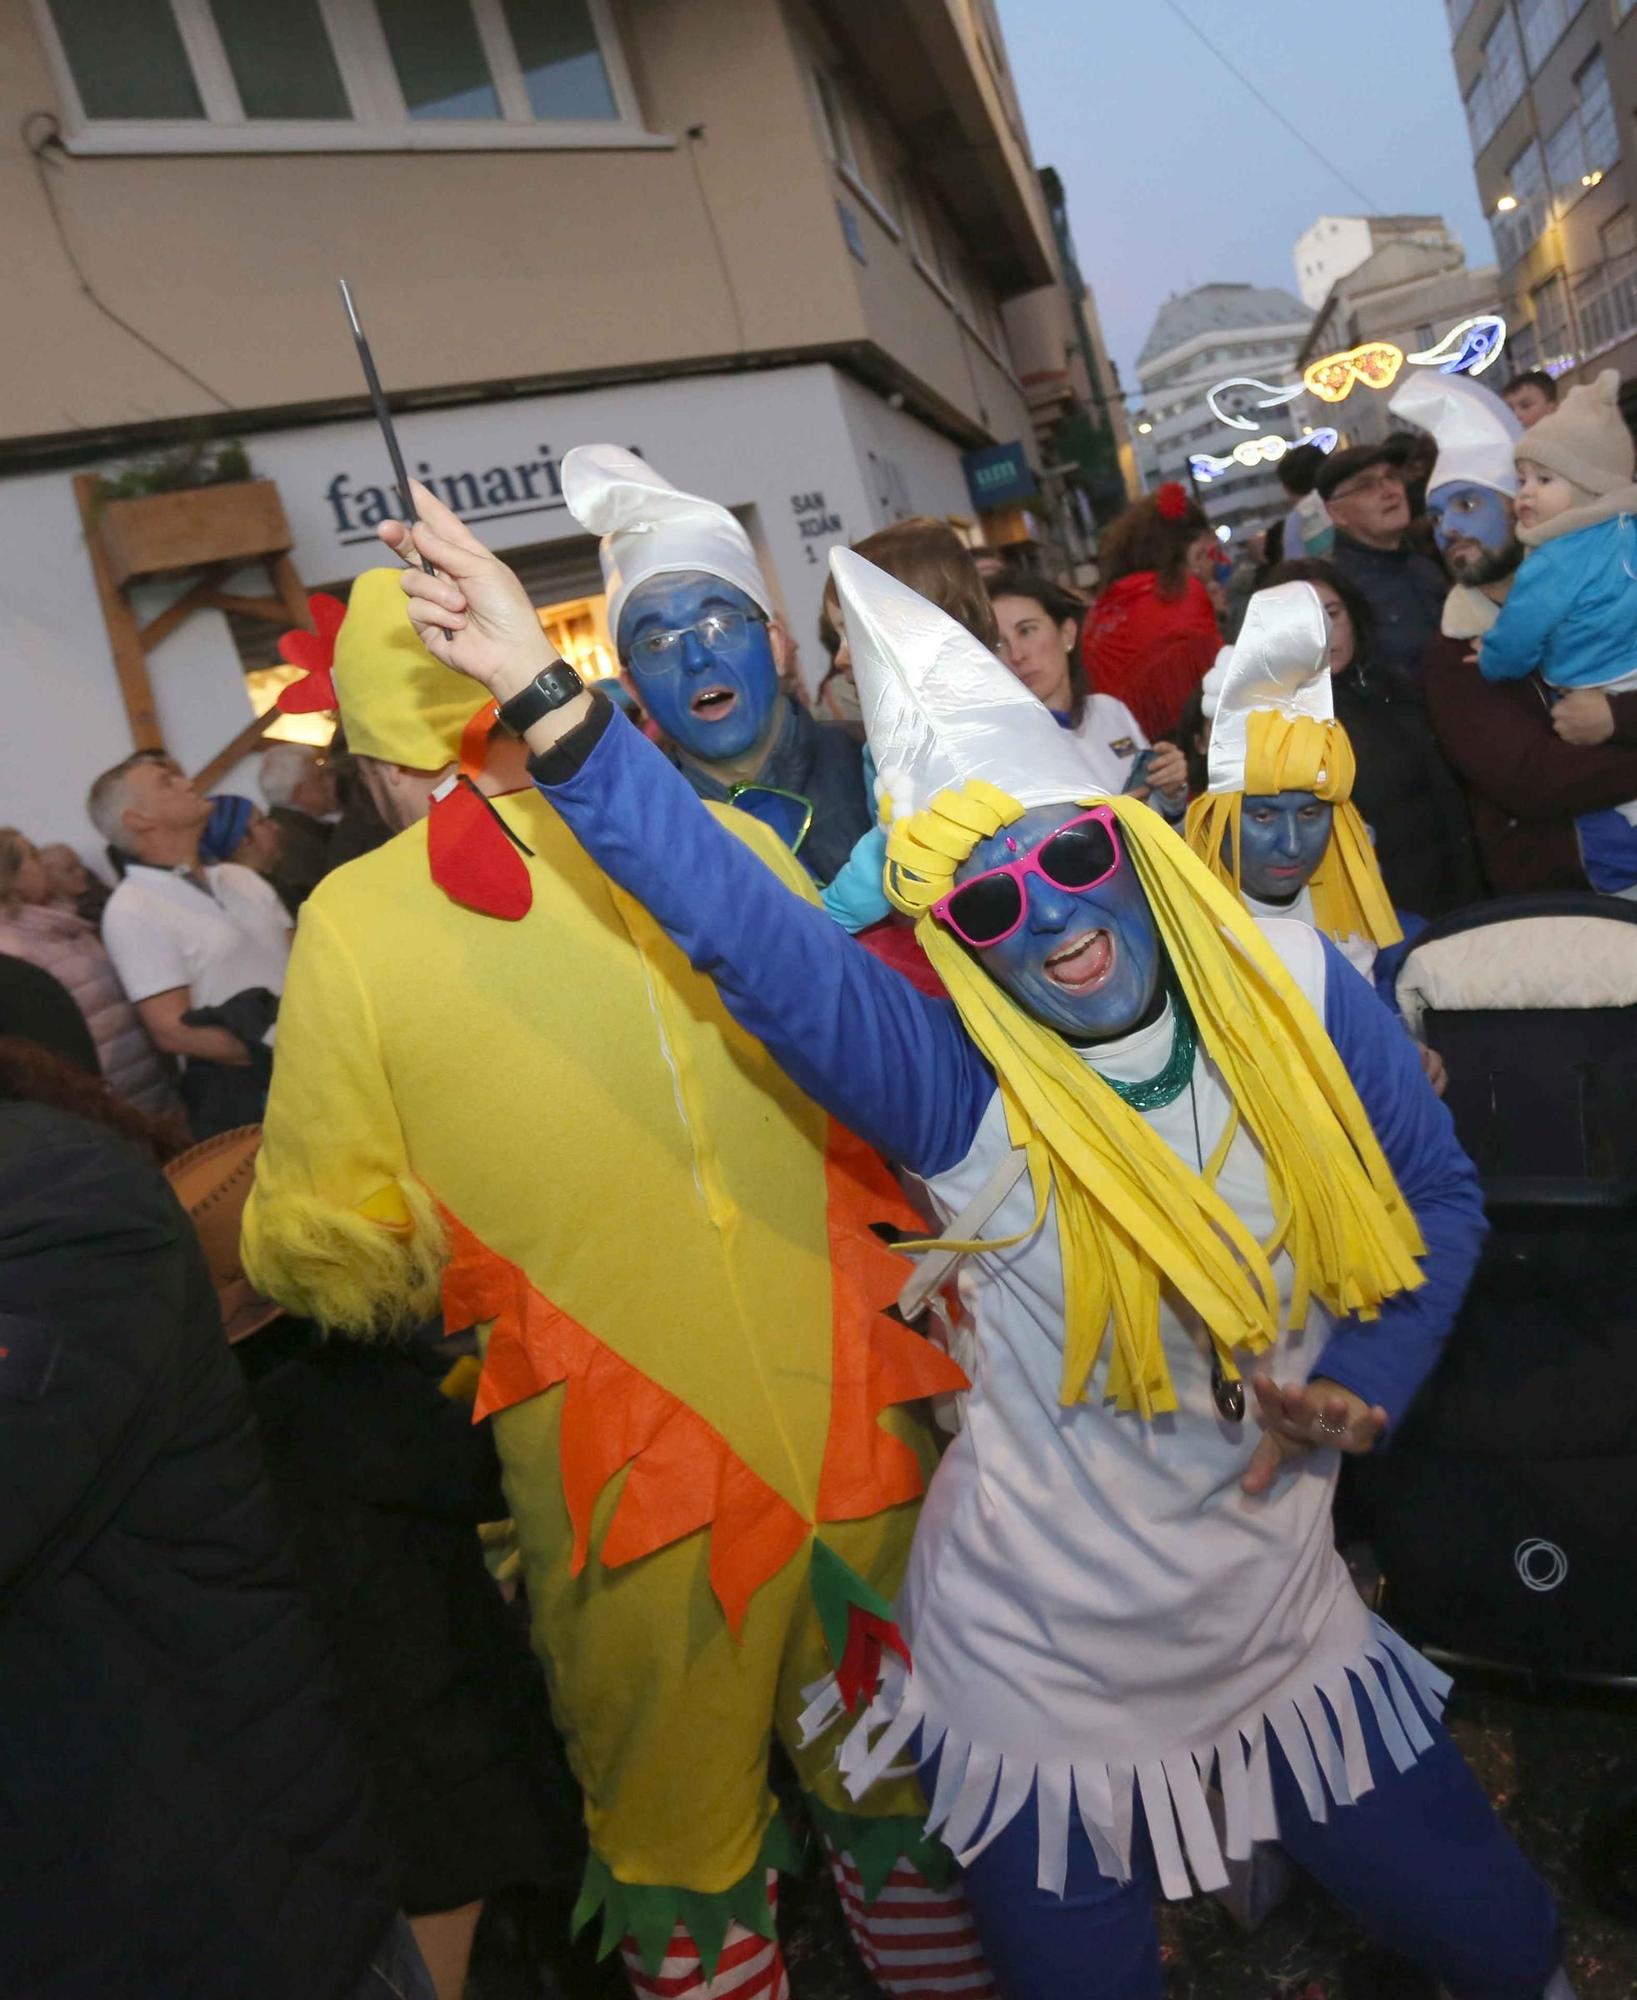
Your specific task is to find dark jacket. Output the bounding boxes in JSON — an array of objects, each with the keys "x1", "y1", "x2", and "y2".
[
  {"x1": 1423, "y1": 634, "x2": 1637, "y2": 894},
  {"x1": 240, "y1": 1324, "x2": 558, "y2": 1915},
  {"x1": 0, "y1": 1105, "x2": 393, "y2": 1999},
  {"x1": 0, "y1": 950, "x2": 98, "y2": 1072},
  {"x1": 268, "y1": 805, "x2": 335, "y2": 914},
  {"x1": 1330, "y1": 532, "x2": 1448, "y2": 683},
  {"x1": 1331, "y1": 651, "x2": 1484, "y2": 919},
  {"x1": 669, "y1": 694, "x2": 871, "y2": 886}
]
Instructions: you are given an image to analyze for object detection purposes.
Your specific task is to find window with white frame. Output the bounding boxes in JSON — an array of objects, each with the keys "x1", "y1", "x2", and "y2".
[
  {"x1": 1532, "y1": 269, "x2": 1573, "y2": 355},
  {"x1": 1494, "y1": 135, "x2": 1549, "y2": 262},
  {"x1": 35, "y1": 0, "x2": 646, "y2": 151},
  {"x1": 812, "y1": 68, "x2": 900, "y2": 236},
  {"x1": 1517, "y1": 0, "x2": 1584, "y2": 73},
  {"x1": 1484, "y1": 10, "x2": 1526, "y2": 130},
  {"x1": 1544, "y1": 50, "x2": 1620, "y2": 196}
]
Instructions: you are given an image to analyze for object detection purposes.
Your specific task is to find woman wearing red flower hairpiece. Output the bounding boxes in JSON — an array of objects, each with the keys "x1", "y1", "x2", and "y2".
[{"x1": 1081, "y1": 483, "x2": 1222, "y2": 741}]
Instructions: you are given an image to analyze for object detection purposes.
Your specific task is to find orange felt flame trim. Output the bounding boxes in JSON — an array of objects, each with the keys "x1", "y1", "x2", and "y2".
[
  {"x1": 275, "y1": 592, "x2": 346, "y2": 713},
  {"x1": 436, "y1": 1126, "x2": 965, "y2": 1635},
  {"x1": 440, "y1": 1201, "x2": 805, "y2": 1635},
  {"x1": 817, "y1": 1123, "x2": 970, "y2": 1522}
]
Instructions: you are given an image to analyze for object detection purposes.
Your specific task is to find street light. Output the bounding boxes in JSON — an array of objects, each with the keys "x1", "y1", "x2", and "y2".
[
  {"x1": 1495, "y1": 193, "x2": 1518, "y2": 213},
  {"x1": 1136, "y1": 420, "x2": 1153, "y2": 434}
]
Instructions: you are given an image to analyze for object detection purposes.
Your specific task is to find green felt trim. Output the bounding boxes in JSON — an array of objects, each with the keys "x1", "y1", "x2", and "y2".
[
  {"x1": 571, "y1": 1811, "x2": 802, "y2": 1979},
  {"x1": 809, "y1": 1538, "x2": 900, "y2": 1672},
  {"x1": 802, "y1": 1795, "x2": 956, "y2": 1903}
]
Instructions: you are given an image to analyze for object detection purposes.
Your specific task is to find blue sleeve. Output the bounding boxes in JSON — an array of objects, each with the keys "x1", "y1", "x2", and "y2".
[
  {"x1": 1477, "y1": 545, "x2": 1564, "y2": 682},
  {"x1": 1370, "y1": 911, "x2": 1425, "y2": 1009},
  {"x1": 1312, "y1": 935, "x2": 1485, "y2": 1430},
  {"x1": 539, "y1": 712, "x2": 993, "y2": 1175}
]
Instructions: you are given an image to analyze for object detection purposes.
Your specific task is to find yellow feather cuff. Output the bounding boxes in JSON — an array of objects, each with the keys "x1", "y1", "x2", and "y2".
[{"x1": 242, "y1": 1176, "x2": 448, "y2": 1336}]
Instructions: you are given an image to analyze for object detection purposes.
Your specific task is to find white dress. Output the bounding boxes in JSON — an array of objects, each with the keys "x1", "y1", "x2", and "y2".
[{"x1": 819, "y1": 920, "x2": 1447, "y2": 1900}]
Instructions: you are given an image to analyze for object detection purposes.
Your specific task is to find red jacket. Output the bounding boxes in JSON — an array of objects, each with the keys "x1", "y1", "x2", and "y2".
[
  {"x1": 1081, "y1": 571, "x2": 1220, "y2": 741},
  {"x1": 1422, "y1": 633, "x2": 1637, "y2": 894}
]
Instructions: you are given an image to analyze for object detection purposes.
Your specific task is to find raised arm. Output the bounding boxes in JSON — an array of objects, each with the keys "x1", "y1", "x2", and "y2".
[{"x1": 378, "y1": 485, "x2": 993, "y2": 1177}]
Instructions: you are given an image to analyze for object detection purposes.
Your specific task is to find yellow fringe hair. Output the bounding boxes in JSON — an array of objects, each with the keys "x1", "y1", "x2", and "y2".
[
  {"x1": 1185, "y1": 712, "x2": 1400, "y2": 950},
  {"x1": 241, "y1": 1176, "x2": 448, "y2": 1336},
  {"x1": 884, "y1": 780, "x2": 1424, "y2": 1416}
]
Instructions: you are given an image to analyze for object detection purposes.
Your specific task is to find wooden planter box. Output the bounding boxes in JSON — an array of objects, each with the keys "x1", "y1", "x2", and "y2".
[{"x1": 96, "y1": 478, "x2": 292, "y2": 587}]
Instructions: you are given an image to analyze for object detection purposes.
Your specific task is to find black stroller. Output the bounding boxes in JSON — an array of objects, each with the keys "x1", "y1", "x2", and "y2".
[{"x1": 1346, "y1": 891, "x2": 1637, "y2": 1914}]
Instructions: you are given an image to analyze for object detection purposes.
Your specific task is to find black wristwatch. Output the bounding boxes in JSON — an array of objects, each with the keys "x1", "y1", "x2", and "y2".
[{"x1": 496, "y1": 659, "x2": 585, "y2": 736}]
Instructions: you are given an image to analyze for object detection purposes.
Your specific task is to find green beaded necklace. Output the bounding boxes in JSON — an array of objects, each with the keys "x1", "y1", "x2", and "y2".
[{"x1": 1100, "y1": 983, "x2": 1198, "y2": 1113}]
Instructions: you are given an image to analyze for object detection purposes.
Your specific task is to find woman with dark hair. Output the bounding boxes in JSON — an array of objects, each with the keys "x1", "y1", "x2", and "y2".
[
  {"x1": 1081, "y1": 483, "x2": 1222, "y2": 740},
  {"x1": 987, "y1": 567, "x2": 1188, "y2": 812},
  {"x1": 1267, "y1": 558, "x2": 1482, "y2": 917}
]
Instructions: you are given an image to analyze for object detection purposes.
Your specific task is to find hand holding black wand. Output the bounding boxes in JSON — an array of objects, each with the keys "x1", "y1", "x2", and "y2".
[{"x1": 338, "y1": 276, "x2": 438, "y2": 578}]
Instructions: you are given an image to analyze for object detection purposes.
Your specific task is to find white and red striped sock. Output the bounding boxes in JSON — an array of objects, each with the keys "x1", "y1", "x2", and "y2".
[
  {"x1": 826, "y1": 1849, "x2": 999, "y2": 1998},
  {"x1": 618, "y1": 1871, "x2": 788, "y2": 2000}
]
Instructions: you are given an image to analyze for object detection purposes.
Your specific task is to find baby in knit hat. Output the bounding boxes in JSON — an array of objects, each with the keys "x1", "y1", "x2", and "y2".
[{"x1": 1477, "y1": 367, "x2": 1637, "y2": 823}]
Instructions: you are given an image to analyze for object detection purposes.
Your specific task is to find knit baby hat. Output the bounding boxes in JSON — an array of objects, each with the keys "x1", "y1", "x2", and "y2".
[{"x1": 1515, "y1": 368, "x2": 1634, "y2": 496}]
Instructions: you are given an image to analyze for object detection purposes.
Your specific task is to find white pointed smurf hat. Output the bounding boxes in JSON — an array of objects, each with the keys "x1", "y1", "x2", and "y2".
[
  {"x1": 560, "y1": 444, "x2": 772, "y2": 645},
  {"x1": 830, "y1": 546, "x2": 1104, "y2": 820},
  {"x1": 1205, "y1": 581, "x2": 1332, "y2": 795},
  {"x1": 1388, "y1": 370, "x2": 1522, "y2": 497}
]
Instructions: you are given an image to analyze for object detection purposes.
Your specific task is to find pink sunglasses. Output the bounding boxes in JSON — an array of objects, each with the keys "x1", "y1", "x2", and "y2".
[{"x1": 932, "y1": 807, "x2": 1123, "y2": 948}]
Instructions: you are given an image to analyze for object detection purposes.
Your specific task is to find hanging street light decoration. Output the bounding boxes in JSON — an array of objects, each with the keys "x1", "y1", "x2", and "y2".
[
  {"x1": 1303, "y1": 341, "x2": 1406, "y2": 402},
  {"x1": 1404, "y1": 314, "x2": 1507, "y2": 377},
  {"x1": 1204, "y1": 314, "x2": 1508, "y2": 426},
  {"x1": 1206, "y1": 375, "x2": 1307, "y2": 432},
  {"x1": 1189, "y1": 427, "x2": 1339, "y2": 485}
]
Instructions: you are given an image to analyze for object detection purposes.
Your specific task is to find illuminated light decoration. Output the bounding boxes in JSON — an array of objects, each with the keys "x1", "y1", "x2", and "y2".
[
  {"x1": 1405, "y1": 314, "x2": 1507, "y2": 378},
  {"x1": 1304, "y1": 341, "x2": 1405, "y2": 402},
  {"x1": 1188, "y1": 427, "x2": 1337, "y2": 486},
  {"x1": 1206, "y1": 375, "x2": 1306, "y2": 431}
]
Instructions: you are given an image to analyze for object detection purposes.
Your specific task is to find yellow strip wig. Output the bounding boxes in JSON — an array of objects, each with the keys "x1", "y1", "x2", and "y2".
[
  {"x1": 884, "y1": 780, "x2": 1424, "y2": 1416},
  {"x1": 1185, "y1": 712, "x2": 1401, "y2": 950}
]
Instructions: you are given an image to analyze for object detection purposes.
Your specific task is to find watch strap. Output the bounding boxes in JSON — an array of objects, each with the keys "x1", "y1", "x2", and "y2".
[{"x1": 496, "y1": 659, "x2": 585, "y2": 736}]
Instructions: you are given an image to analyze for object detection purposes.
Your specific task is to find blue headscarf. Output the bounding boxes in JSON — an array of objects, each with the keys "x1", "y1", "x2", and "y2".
[{"x1": 200, "y1": 793, "x2": 255, "y2": 865}]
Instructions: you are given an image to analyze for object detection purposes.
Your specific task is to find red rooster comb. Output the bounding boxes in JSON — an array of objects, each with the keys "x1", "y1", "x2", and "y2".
[
  {"x1": 1154, "y1": 482, "x2": 1191, "y2": 522},
  {"x1": 275, "y1": 592, "x2": 347, "y2": 713}
]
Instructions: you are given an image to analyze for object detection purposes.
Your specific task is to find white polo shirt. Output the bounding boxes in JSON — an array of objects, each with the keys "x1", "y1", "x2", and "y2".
[{"x1": 103, "y1": 862, "x2": 292, "y2": 1018}]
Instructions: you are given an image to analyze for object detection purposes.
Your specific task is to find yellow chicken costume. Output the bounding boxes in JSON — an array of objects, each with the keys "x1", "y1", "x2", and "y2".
[{"x1": 243, "y1": 573, "x2": 987, "y2": 1999}]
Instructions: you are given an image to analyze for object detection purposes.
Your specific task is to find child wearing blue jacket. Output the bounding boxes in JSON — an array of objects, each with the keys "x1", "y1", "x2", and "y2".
[{"x1": 1478, "y1": 370, "x2": 1637, "y2": 828}]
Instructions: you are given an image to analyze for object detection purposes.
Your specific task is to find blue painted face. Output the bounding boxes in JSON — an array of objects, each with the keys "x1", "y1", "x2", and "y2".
[
  {"x1": 1426, "y1": 480, "x2": 1518, "y2": 584},
  {"x1": 955, "y1": 802, "x2": 1163, "y2": 1040},
  {"x1": 617, "y1": 570, "x2": 780, "y2": 762},
  {"x1": 1232, "y1": 789, "x2": 1333, "y2": 903}
]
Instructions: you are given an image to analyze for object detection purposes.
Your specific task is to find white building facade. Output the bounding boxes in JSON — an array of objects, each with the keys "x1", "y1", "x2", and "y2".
[{"x1": 1131, "y1": 283, "x2": 1314, "y2": 545}]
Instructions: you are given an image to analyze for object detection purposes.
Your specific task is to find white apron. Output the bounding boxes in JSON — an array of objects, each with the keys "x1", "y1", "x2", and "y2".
[{"x1": 818, "y1": 919, "x2": 1446, "y2": 1900}]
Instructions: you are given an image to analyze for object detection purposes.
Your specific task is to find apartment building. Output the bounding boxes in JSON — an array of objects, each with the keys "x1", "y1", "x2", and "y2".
[
  {"x1": 1295, "y1": 234, "x2": 1503, "y2": 444},
  {"x1": 1293, "y1": 213, "x2": 1460, "y2": 312},
  {"x1": 1449, "y1": 0, "x2": 1637, "y2": 386},
  {"x1": 1132, "y1": 282, "x2": 1313, "y2": 543},
  {"x1": 2, "y1": 0, "x2": 1095, "y2": 845}
]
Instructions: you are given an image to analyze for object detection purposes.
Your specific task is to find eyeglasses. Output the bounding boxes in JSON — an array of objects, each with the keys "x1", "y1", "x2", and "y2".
[
  {"x1": 932, "y1": 808, "x2": 1122, "y2": 949},
  {"x1": 627, "y1": 609, "x2": 769, "y2": 676},
  {"x1": 726, "y1": 783, "x2": 813, "y2": 856}
]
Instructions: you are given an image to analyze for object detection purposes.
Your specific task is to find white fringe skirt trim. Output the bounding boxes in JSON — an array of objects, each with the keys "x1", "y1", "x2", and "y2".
[{"x1": 799, "y1": 1614, "x2": 1451, "y2": 1904}]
